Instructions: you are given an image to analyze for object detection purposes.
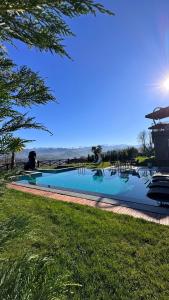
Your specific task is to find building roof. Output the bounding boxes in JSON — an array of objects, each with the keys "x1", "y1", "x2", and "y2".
[
  {"x1": 148, "y1": 123, "x2": 169, "y2": 130},
  {"x1": 145, "y1": 106, "x2": 169, "y2": 120}
]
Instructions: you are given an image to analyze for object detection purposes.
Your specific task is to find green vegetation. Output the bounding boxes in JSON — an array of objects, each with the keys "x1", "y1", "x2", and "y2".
[
  {"x1": 0, "y1": 49, "x2": 55, "y2": 142},
  {"x1": 38, "y1": 161, "x2": 111, "y2": 171},
  {"x1": 1, "y1": 189, "x2": 169, "y2": 299},
  {"x1": 87, "y1": 147, "x2": 139, "y2": 163},
  {"x1": 91, "y1": 145, "x2": 102, "y2": 162},
  {"x1": 135, "y1": 156, "x2": 156, "y2": 166},
  {"x1": 0, "y1": 1, "x2": 112, "y2": 154},
  {"x1": 0, "y1": 136, "x2": 32, "y2": 169},
  {"x1": 137, "y1": 130, "x2": 154, "y2": 157},
  {"x1": 38, "y1": 155, "x2": 157, "y2": 171},
  {"x1": 86, "y1": 161, "x2": 111, "y2": 169},
  {"x1": 0, "y1": 1, "x2": 113, "y2": 57},
  {"x1": 136, "y1": 156, "x2": 149, "y2": 164}
]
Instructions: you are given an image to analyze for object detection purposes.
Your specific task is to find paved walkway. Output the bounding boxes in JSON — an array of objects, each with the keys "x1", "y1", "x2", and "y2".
[{"x1": 8, "y1": 183, "x2": 169, "y2": 226}]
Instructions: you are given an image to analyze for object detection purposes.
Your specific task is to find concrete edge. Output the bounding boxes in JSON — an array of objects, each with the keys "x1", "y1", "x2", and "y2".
[{"x1": 11, "y1": 181, "x2": 169, "y2": 216}]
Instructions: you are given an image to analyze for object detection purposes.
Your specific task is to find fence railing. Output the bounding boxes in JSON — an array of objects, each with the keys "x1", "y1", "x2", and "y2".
[
  {"x1": 37, "y1": 160, "x2": 67, "y2": 168},
  {"x1": 0, "y1": 159, "x2": 67, "y2": 171},
  {"x1": 0, "y1": 163, "x2": 10, "y2": 171},
  {"x1": 0, "y1": 159, "x2": 137, "y2": 171},
  {"x1": 0, "y1": 161, "x2": 25, "y2": 171}
]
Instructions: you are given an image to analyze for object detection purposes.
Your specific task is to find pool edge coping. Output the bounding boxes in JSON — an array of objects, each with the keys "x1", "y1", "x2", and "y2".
[{"x1": 11, "y1": 181, "x2": 169, "y2": 217}]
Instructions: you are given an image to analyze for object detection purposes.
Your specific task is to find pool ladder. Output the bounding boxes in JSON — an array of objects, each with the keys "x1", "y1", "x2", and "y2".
[{"x1": 78, "y1": 167, "x2": 86, "y2": 175}]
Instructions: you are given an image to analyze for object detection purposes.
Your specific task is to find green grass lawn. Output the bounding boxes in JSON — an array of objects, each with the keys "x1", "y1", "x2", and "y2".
[
  {"x1": 38, "y1": 161, "x2": 111, "y2": 171},
  {"x1": 1, "y1": 189, "x2": 169, "y2": 299},
  {"x1": 85, "y1": 161, "x2": 111, "y2": 169},
  {"x1": 135, "y1": 156, "x2": 156, "y2": 166}
]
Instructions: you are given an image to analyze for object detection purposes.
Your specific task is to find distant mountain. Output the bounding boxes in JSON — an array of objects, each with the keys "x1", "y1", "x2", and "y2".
[{"x1": 16, "y1": 145, "x2": 138, "y2": 161}]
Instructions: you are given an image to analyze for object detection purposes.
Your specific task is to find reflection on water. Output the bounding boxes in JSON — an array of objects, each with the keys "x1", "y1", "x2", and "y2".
[
  {"x1": 119, "y1": 172, "x2": 129, "y2": 183},
  {"x1": 19, "y1": 167, "x2": 162, "y2": 206},
  {"x1": 110, "y1": 170, "x2": 116, "y2": 176},
  {"x1": 91, "y1": 168, "x2": 156, "y2": 185},
  {"x1": 28, "y1": 176, "x2": 37, "y2": 185},
  {"x1": 90, "y1": 168, "x2": 160, "y2": 202},
  {"x1": 92, "y1": 169, "x2": 104, "y2": 183}
]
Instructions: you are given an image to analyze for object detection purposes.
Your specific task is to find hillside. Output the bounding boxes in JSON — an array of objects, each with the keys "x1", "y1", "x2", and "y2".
[{"x1": 16, "y1": 145, "x2": 138, "y2": 160}]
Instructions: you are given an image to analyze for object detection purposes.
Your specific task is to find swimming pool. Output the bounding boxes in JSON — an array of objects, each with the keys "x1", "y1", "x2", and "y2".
[{"x1": 17, "y1": 167, "x2": 162, "y2": 207}]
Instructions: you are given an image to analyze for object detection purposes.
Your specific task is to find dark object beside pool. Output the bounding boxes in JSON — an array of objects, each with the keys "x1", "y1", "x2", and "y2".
[
  {"x1": 147, "y1": 187, "x2": 169, "y2": 200},
  {"x1": 24, "y1": 151, "x2": 36, "y2": 170},
  {"x1": 147, "y1": 173, "x2": 169, "y2": 201}
]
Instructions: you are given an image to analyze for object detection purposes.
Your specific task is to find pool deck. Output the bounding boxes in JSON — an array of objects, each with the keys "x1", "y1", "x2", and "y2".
[{"x1": 8, "y1": 182, "x2": 169, "y2": 226}]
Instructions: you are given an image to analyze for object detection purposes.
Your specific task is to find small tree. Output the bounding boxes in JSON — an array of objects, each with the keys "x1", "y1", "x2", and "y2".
[
  {"x1": 138, "y1": 130, "x2": 147, "y2": 155},
  {"x1": 0, "y1": 2, "x2": 113, "y2": 138},
  {"x1": 0, "y1": 134, "x2": 12, "y2": 155},
  {"x1": 0, "y1": 1, "x2": 113, "y2": 57},
  {"x1": 91, "y1": 145, "x2": 102, "y2": 162},
  {"x1": 126, "y1": 147, "x2": 139, "y2": 160},
  {"x1": 138, "y1": 130, "x2": 154, "y2": 156},
  {"x1": 0, "y1": 49, "x2": 55, "y2": 136},
  {"x1": 6, "y1": 136, "x2": 31, "y2": 169},
  {"x1": 147, "y1": 132, "x2": 154, "y2": 156}
]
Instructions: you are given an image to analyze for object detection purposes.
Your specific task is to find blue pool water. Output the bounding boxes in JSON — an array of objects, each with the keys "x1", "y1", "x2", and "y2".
[{"x1": 18, "y1": 168, "x2": 162, "y2": 206}]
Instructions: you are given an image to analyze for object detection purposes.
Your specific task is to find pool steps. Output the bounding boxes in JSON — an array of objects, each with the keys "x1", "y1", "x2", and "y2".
[
  {"x1": 147, "y1": 173, "x2": 169, "y2": 201},
  {"x1": 13, "y1": 167, "x2": 77, "y2": 181},
  {"x1": 38, "y1": 166, "x2": 77, "y2": 173}
]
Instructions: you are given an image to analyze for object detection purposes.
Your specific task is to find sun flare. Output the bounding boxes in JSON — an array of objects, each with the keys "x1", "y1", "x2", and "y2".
[{"x1": 161, "y1": 76, "x2": 169, "y2": 92}]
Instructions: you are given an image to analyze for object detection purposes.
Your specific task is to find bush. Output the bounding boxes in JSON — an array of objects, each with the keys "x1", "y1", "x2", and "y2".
[{"x1": 135, "y1": 156, "x2": 156, "y2": 166}]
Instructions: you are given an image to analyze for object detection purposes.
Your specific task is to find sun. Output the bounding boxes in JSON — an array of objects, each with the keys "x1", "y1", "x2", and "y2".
[{"x1": 161, "y1": 76, "x2": 169, "y2": 92}]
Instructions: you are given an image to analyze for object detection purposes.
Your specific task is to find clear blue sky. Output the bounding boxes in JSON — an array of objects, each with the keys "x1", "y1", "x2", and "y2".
[{"x1": 7, "y1": 0, "x2": 169, "y2": 147}]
